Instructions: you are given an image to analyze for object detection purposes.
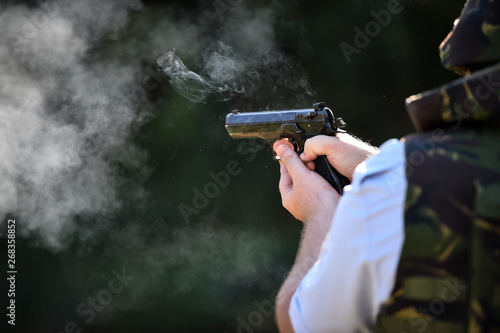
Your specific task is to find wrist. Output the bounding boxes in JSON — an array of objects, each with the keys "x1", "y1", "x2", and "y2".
[
  {"x1": 295, "y1": 190, "x2": 338, "y2": 224},
  {"x1": 303, "y1": 197, "x2": 337, "y2": 232}
]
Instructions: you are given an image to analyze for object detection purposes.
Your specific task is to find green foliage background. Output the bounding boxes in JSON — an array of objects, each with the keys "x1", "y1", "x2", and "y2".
[{"x1": 1, "y1": 0, "x2": 463, "y2": 332}]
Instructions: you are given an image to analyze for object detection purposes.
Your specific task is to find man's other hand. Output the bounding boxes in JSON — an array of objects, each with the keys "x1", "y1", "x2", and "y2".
[
  {"x1": 274, "y1": 140, "x2": 339, "y2": 223},
  {"x1": 301, "y1": 133, "x2": 379, "y2": 180}
]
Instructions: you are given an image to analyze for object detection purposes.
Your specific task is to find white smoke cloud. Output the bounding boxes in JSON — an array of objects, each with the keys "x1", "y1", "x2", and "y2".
[
  {"x1": 0, "y1": 3, "x2": 302, "y2": 329},
  {"x1": 0, "y1": 0, "x2": 146, "y2": 249},
  {"x1": 157, "y1": 6, "x2": 316, "y2": 105},
  {"x1": 0, "y1": 0, "x2": 314, "y2": 252}
]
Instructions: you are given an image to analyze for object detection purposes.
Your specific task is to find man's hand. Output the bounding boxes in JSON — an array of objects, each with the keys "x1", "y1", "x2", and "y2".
[
  {"x1": 301, "y1": 133, "x2": 379, "y2": 180},
  {"x1": 274, "y1": 133, "x2": 377, "y2": 222},
  {"x1": 274, "y1": 141, "x2": 339, "y2": 223},
  {"x1": 273, "y1": 134, "x2": 378, "y2": 332},
  {"x1": 273, "y1": 140, "x2": 339, "y2": 333}
]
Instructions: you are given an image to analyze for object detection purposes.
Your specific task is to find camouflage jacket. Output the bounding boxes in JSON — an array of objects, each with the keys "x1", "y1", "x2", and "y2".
[
  {"x1": 440, "y1": 0, "x2": 500, "y2": 75},
  {"x1": 375, "y1": 1, "x2": 500, "y2": 332}
]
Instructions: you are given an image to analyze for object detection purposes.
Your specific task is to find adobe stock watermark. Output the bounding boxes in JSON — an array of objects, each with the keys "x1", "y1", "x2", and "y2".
[
  {"x1": 123, "y1": 61, "x2": 166, "y2": 112},
  {"x1": 446, "y1": 71, "x2": 500, "y2": 131},
  {"x1": 383, "y1": 127, "x2": 447, "y2": 191},
  {"x1": 235, "y1": 255, "x2": 321, "y2": 333},
  {"x1": 339, "y1": 0, "x2": 404, "y2": 64},
  {"x1": 178, "y1": 139, "x2": 267, "y2": 223},
  {"x1": 404, "y1": 278, "x2": 467, "y2": 333},
  {"x1": 6, "y1": 0, "x2": 69, "y2": 56},
  {"x1": 49, "y1": 267, "x2": 135, "y2": 333},
  {"x1": 6, "y1": 0, "x2": 142, "y2": 57},
  {"x1": 384, "y1": 70, "x2": 500, "y2": 191},
  {"x1": 3, "y1": 0, "x2": 155, "y2": 123},
  {"x1": 213, "y1": 0, "x2": 244, "y2": 22},
  {"x1": 236, "y1": 291, "x2": 278, "y2": 333}
]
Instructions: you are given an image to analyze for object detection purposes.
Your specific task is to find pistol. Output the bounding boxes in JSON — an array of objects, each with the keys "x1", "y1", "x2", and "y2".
[{"x1": 225, "y1": 102, "x2": 351, "y2": 195}]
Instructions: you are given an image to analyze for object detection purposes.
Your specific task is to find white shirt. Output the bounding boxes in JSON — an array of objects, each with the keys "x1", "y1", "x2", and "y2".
[{"x1": 289, "y1": 139, "x2": 407, "y2": 333}]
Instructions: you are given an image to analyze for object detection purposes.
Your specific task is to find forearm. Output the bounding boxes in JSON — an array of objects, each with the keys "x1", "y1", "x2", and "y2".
[{"x1": 275, "y1": 210, "x2": 335, "y2": 332}]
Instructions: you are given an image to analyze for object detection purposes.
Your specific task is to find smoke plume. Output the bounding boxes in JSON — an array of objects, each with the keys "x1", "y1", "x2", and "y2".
[
  {"x1": 0, "y1": 1, "x2": 313, "y2": 251},
  {"x1": 0, "y1": 2, "x2": 310, "y2": 330},
  {"x1": 157, "y1": 6, "x2": 315, "y2": 106},
  {"x1": 0, "y1": 0, "x2": 147, "y2": 248}
]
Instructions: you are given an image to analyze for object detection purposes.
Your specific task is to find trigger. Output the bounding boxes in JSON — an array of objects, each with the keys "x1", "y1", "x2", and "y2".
[{"x1": 270, "y1": 140, "x2": 280, "y2": 160}]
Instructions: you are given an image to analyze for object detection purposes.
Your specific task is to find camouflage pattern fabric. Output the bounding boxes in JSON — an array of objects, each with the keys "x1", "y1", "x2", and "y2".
[
  {"x1": 375, "y1": 45, "x2": 500, "y2": 333},
  {"x1": 440, "y1": 0, "x2": 500, "y2": 75}
]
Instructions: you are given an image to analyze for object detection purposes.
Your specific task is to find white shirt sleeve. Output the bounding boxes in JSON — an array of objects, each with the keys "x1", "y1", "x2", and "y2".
[{"x1": 289, "y1": 139, "x2": 407, "y2": 333}]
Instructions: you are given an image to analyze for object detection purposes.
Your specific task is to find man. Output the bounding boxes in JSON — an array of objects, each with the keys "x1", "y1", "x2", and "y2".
[{"x1": 274, "y1": 0, "x2": 500, "y2": 332}]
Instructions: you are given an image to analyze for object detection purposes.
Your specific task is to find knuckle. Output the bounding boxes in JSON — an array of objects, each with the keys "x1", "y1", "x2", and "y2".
[
  {"x1": 280, "y1": 152, "x2": 295, "y2": 167},
  {"x1": 304, "y1": 137, "x2": 316, "y2": 149}
]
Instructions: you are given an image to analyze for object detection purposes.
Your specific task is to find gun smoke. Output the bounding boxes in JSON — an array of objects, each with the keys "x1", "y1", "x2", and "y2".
[
  {"x1": 157, "y1": 7, "x2": 315, "y2": 106},
  {"x1": 0, "y1": 1, "x2": 310, "y2": 328},
  {"x1": 0, "y1": 0, "x2": 149, "y2": 249},
  {"x1": 0, "y1": 0, "x2": 314, "y2": 245}
]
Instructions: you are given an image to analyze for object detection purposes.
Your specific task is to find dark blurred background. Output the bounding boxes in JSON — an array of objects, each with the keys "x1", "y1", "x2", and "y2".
[{"x1": 0, "y1": 0, "x2": 462, "y2": 332}]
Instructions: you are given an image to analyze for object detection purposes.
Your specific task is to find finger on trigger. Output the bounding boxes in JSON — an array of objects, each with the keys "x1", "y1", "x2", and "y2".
[{"x1": 273, "y1": 139, "x2": 293, "y2": 152}]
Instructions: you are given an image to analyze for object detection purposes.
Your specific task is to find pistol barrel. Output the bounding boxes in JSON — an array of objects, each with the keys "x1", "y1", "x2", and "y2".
[{"x1": 225, "y1": 107, "x2": 336, "y2": 140}]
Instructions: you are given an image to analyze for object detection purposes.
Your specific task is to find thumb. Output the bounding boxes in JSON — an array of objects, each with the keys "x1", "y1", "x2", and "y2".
[{"x1": 275, "y1": 144, "x2": 308, "y2": 180}]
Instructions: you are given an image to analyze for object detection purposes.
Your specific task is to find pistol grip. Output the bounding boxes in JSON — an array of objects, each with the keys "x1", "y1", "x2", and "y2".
[{"x1": 314, "y1": 155, "x2": 351, "y2": 195}]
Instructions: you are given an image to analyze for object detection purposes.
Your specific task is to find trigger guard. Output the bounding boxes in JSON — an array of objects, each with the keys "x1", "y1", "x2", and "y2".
[{"x1": 291, "y1": 139, "x2": 299, "y2": 152}]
